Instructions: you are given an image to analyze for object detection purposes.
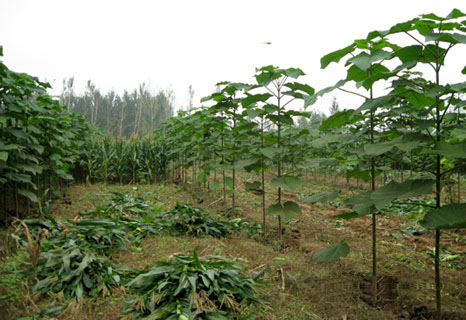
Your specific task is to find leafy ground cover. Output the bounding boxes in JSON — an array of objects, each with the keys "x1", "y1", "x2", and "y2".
[
  {"x1": 123, "y1": 251, "x2": 265, "y2": 319},
  {"x1": 1, "y1": 176, "x2": 465, "y2": 319}
]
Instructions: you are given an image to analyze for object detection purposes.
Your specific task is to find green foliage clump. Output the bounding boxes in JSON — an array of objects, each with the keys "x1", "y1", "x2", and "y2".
[
  {"x1": 0, "y1": 45, "x2": 90, "y2": 223},
  {"x1": 157, "y1": 204, "x2": 231, "y2": 238},
  {"x1": 33, "y1": 240, "x2": 125, "y2": 302},
  {"x1": 124, "y1": 251, "x2": 265, "y2": 320}
]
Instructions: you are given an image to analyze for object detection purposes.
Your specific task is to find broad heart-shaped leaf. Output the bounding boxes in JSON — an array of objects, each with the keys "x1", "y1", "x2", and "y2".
[
  {"x1": 270, "y1": 176, "x2": 304, "y2": 192},
  {"x1": 284, "y1": 67, "x2": 305, "y2": 78},
  {"x1": 245, "y1": 181, "x2": 261, "y2": 191},
  {"x1": 321, "y1": 43, "x2": 356, "y2": 69},
  {"x1": 355, "y1": 95, "x2": 395, "y2": 114},
  {"x1": 313, "y1": 241, "x2": 350, "y2": 263},
  {"x1": 233, "y1": 159, "x2": 258, "y2": 169},
  {"x1": 346, "y1": 64, "x2": 367, "y2": 82},
  {"x1": 393, "y1": 45, "x2": 423, "y2": 63},
  {"x1": 301, "y1": 192, "x2": 339, "y2": 204},
  {"x1": 371, "y1": 179, "x2": 435, "y2": 210},
  {"x1": 0, "y1": 151, "x2": 8, "y2": 162},
  {"x1": 449, "y1": 128, "x2": 466, "y2": 143},
  {"x1": 283, "y1": 82, "x2": 315, "y2": 95},
  {"x1": 241, "y1": 93, "x2": 272, "y2": 108},
  {"x1": 347, "y1": 49, "x2": 392, "y2": 71},
  {"x1": 345, "y1": 191, "x2": 376, "y2": 216},
  {"x1": 319, "y1": 109, "x2": 356, "y2": 131},
  {"x1": 426, "y1": 141, "x2": 466, "y2": 159},
  {"x1": 268, "y1": 201, "x2": 302, "y2": 222},
  {"x1": 346, "y1": 168, "x2": 372, "y2": 182},
  {"x1": 446, "y1": 8, "x2": 466, "y2": 19},
  {"x1": 246, "y1": 108, "x2": 262, "y2": 119},
  {"x1": 364, "y1": 136, "x2": 421, "y2": 156},
  {"x1": 18, "y1": 189, "x2": 38, "y2": 202},
  {"x1": 364, "y1": 142, "x2": 394, "y2": 156},
  {"x1": 421, "y1": 204, "x2": 466, "y2": 229},
  {"x1": 260, "y1": 147, "x2": 279, "y2": 159},
  {"x1": 312, "y1": 79, "x2": 347, "y2": 101},
  {"x1": 424, "y1": 32, "x2": 466, "y2": 44},
  {"x1": 311, "y1": 134, "x2": 357, "y2": 149}
]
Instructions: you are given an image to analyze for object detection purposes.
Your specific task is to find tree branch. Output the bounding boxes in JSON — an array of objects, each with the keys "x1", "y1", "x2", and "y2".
[{"x1": 337, "y1": 87, "x2": 369, "y2": 99}]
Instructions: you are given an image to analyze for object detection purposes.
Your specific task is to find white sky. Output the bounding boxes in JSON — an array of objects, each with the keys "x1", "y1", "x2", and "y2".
[{"x1": 1, "y1": 0, "x2": 465, "y2": 114}]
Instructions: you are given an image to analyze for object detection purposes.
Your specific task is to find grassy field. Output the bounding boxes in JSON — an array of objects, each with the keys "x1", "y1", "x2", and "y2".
[{"x1": 1, "y1": 174, "x2": 465, "y2": 320}]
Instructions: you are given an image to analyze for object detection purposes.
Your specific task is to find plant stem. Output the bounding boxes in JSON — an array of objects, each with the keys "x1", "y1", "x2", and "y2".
[
  {"x1": 370, "y1": 109, "x2": 377, "y2": 307},
  {"x1": 277, "y1": 82, "x2": 282, "y2": 240},
  {"x1": 434, "y1": 56, "x2": 442, "y2": 320}
]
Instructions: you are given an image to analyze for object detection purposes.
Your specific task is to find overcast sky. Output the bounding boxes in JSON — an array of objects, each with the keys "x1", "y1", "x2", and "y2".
[{"x1": 1, "y1": 0, "x2": 465, "y2": 114}]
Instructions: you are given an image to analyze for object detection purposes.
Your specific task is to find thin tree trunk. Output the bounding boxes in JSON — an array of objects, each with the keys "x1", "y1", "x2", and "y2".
[{"x1": 261, "y1": 118, "x2": 266, "y2": 234}]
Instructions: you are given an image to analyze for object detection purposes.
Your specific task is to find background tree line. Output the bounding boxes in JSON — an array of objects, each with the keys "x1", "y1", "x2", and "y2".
[{"x1": 60, "y1": 78, "x2": 175, "y2": 138}]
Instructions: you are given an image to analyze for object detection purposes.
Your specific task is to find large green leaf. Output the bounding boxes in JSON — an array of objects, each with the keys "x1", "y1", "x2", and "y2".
[
  {"x1": 346, "y1": 168, "x2": 372, "y2": 182},
  {"x1": 18, "y1": 189, "x2": 38, "y2": 202},
  {"x1": 284, "y1": 67, "x2": 305, "y2": 78},
  {"x1": 0, "y1": 151, "x2": 8, "y2": 162},
  {"x1": 345, "y1": 191, "x2": 376, "y2": 216},
  {"x1": 449, "y1": 128, "x2": 466, "y2": 143},
  {"x1": 355, "y1": 95, "x2": 395, "y2": 114},
  {"x1": 421, "y1": 204, "x2": 466, "y2": 229},
  {"x1": 424, "y1": 32, "x2": 466, "y2": 44},
  {"x1": 347, "y1": 50, "x2": 392, "y2": 71},
  {"x1": 346, "y1": 65, "x2": 367, "y2": 82},
  {"x1": 284, "y1": 82, "x2": 315, "y2": 95},
  {"x1": 364, "y1": 142, "x2": 394, "y2": 156},
  {"x1": 233, "y1": 159, "x2": 258, "y2": 169},
  {"x1": 393, "y1": 45, "x2": 423, "y2": 63},
  {"x1": 371, "y1": 179, "x2": 435, "y2": 210},
  {"x1": 427, "y1": 141, "x2": 466, "y2": 159},
  {"x1": 319, "y1": 110, "x2": 355, "y2": 131},
  {"x1": 268, "y1": 201, "x2": 302, "y2": 222},
  {"x1": 301, "y1": 192, "x2": 339, "y2": 204},
  {"x1": 321, "y1": 43, "x2": 356, "y2": 69},
  {"x1": 446, "y1": 8, "x2": 466, "y2": 19},
  {"x1": 313, "y1": 241, "x2": 350, "y2": 263},
  {"x1": 312, "y1": 79, "x2": 347, "y2": 101},
  {"x1": 270, "y1": 176, "x2": 304, "y2": 192},
  {"x1": 260, "y1": 147, "x2": 279, "y2": 159},
  {"x1": 241, "y1": 93, "x2": 272, "y2": 108}
]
